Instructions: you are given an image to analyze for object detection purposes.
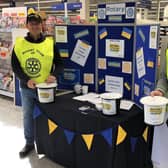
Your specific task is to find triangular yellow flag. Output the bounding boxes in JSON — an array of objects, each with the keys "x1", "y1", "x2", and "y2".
[
  {"x1": 48, "y1": 119, "x2": 58, "y2": 135},
  {"x1": 82, "y1": 134, "x2": 94, "y2": 151},
  {"x1": 116, "y1": 125, "x2": 127, "y2": 145},
  {"x1": 143, "y1": 127, "x2": 148, "y2": 142}
]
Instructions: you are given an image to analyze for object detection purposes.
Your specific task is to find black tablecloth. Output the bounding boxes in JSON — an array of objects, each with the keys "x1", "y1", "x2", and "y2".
[{"x1": 34, "y1": 93, "x2": 153, "y2": 168}]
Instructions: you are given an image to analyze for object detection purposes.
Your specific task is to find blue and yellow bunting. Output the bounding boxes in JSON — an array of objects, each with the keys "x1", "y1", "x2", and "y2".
[
  {"x1": 33, "y1": 105, "x2": 42, "y2": 119},
  {"x1": 64, "y1": 130, "x2": 75, "y2": 144},
  {"x1": 143, "y1": 127, "x2": 148, "y2": 142},
  {"x1": 101, "y1": 128, "x2": 113, "y2": 146},
  {"x1": 116, "y1": 125, "x2": 127, "y2": 145},
  {"x1": 130, "y1": 137, "x2": 138, "y2": 153},
  {"x1": 82, "y1": 134, "x2": 94, "y2": 151},
  {"x1": 48, "y1": 119, "x2": 58, "y2": 135}
]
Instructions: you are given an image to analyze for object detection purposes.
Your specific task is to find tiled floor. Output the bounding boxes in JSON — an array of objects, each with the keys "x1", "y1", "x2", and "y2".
[{"x1": 0, "y1": 95, "x2": 63, "y2": 168}]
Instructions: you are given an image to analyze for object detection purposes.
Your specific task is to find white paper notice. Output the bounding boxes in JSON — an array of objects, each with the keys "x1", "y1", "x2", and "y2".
[
  {"x1": 136, "y1": 48, "x2": 146, "y2": 78},
  {"x1": 120, "y1": 100, "x2": 134, "y2": 110},
  {"x1": 73, "y1": 93, "x2": 101, "y2": 104},
  {"x1": 105, "y1": 75, "x2": 123, "y2": 96},
  {"x1": 149, "y1": 26, "x2": 158, "y2": 49},
  {"x1": 71, "y1": 40, "x2": 92, "y2": 67},
  {"x1": 55, "y1": 26, "x2": 67, "y2": 43},
  {"x1": 106, "y1": 39, "x2": 124, "y2": 58},
  {"x1": 106, "y1": 3, "x2": 125, "y2": 16}
]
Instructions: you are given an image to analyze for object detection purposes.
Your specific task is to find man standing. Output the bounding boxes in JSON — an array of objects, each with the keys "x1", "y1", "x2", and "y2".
[
  {"x1": 11, "y1": 13, "x2": 63, "y2": 158},
  {"x1": 37, "y1": 11, "x2": 47, "y2": 34},
  {"x1": 151, "y1": 49, "x2": 168, "y2": 97}
]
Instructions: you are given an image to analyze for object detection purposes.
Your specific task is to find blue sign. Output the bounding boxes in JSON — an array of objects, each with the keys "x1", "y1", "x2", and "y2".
[
  {"x1": 52, "y1": 3, "x2": 64, "y2": 10},
  {"x1": 52, "y1": 2, "x2": 82, "y2": 11},
  {"x1": 59, "y1": 68, "x2": 80, "y2": 86},
  {"x1": 67, "y1": 3, "x2": 82, "y2": 10}
]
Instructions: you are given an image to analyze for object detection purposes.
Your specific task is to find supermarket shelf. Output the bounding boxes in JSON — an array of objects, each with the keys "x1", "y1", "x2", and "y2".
[{"x1": 0, "y1": 89, "x2": 14, "y2": 98}]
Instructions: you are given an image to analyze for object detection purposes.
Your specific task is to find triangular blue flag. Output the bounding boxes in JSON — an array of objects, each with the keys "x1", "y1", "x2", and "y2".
[
  {"x1": 130, "y1": 137, "x2": 138, "y2": 153},
  {"x1": 33, "y1": 105, "x2": 42, "y2": 119},
  {"x1": 64, "y1": 130, "x2": 75, "y2": 144},
  {"x1": 101, "y1": 128, "x2": 113, "y2": 146}
]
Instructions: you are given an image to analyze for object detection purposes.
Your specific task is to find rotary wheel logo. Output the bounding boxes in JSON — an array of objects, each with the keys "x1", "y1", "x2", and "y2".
[{"x1": 25, "y1": 58, "x2": 41, "y2": 75}]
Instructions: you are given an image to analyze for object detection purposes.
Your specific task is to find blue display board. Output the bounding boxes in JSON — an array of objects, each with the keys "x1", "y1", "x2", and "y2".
[
  {"x1": 98, "y1": 25, "x2": 134, "y2": 99},
  {"x1": 98, "y1": 2, "x2": 136, "y2": 24},
  {"x1": 55, "y1": 25, "x2": 96, "y2": 92},
  {"x1": 133, "y1": 25, "x2": 159, "y2": 105}
]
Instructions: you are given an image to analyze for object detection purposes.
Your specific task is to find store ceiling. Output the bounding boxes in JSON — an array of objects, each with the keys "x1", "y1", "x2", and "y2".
[{"x1": 0, "y1": 0, "x2": 168, "y2": 20}]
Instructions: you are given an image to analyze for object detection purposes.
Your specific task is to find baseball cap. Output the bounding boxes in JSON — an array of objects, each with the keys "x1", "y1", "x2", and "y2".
[{"x1": 26, "y1": 13, "x2": 42, "y2": 24}]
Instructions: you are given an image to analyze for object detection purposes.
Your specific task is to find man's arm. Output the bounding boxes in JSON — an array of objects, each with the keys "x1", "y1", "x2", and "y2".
[{"x1": 156, "y1": 56, "x2": 168, "y2": 95}]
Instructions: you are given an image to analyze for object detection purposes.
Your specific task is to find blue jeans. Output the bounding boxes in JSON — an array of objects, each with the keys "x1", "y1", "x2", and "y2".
[{"x1": 20, "y1": 88, "x2": 37, "y2": 145}]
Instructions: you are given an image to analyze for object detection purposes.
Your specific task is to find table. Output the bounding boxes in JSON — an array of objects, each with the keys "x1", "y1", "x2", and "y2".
[{"x1": 34, "y1": 93, "x2": 153, "y2": 168}]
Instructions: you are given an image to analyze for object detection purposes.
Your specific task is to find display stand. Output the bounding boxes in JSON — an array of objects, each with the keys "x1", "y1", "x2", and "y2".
[
  {"x1": 55, "y1": 24, "x2": 97, "y2": 92},
  {"x1": 0, "y1": 7, "x2": 27, "y2": 99},
  {"x1": 133, "y1": 24, "x2": 159, "y2": 105},
  {"x1": 97, "y1": 2, "x2": 159, "y2": 103}
]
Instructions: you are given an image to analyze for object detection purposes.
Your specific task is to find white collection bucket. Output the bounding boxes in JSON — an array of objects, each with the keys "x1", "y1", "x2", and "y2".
[
  {"x1": 36, "y1": 83, "x2": 57, "y2": 103},
  {"x1": 100, "y1": 93, "x2": 122, "y2": 115},
  {"x1": 140, "y1": 96, "x2": 168, "y2": 125}
]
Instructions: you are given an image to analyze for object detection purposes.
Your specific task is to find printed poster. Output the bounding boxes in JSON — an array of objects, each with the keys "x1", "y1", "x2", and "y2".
[
  {"x1": 105, "y1": 75, "x2": 123, "y2": 96},
  {"x1": 106, "y1": 39, "x2": 124, "y2": 58},
  {"x1": 136, "y1": 47, "x2": 146, "y2": 78},
  {"x1": 71, "y1": 40, "x2": 92, "y2": 67},
  {"x1": 149, "y1": 26, "x2": 158, "y2": 49},
  {"x1": 55, "y1": 26, "x2": 67, "y2": 43}
]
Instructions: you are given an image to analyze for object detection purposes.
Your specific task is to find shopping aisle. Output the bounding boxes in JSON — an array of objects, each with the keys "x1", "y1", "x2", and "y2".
[{"x1": 0, "y1": 95, "x2": 63, "y2": 168}]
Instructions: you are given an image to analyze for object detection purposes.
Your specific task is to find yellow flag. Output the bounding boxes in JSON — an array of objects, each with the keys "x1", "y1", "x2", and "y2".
[
  {"x1": 48, "y1": 119, "x2": 58, "y2": 135},
  {"x1": 116, "y1": 125, "x2": 127, "y2": 145},
  {"x1": 82, "y1": 134, "x2": 94, "y2": 151},
  {"x1": 143, "y1": 127, "x2": 148, "y2": 142}
]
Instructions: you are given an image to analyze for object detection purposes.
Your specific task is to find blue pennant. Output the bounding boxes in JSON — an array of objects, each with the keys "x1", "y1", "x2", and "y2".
[
  {"x1": 101, "y1": 128, "x2": 113, "y2": 146},
  {"x1": 33, "y1": 105, "x2": 42, "y2": 119},
  {"x1": 64, "y1": 130, "x2": 75, "y2": 144},
  {"x1": 130, "y1": 137, "x2": 138, "y2": 153}
]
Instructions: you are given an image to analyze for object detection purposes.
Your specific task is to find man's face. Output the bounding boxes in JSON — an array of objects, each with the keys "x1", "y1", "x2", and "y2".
[
  {"x1": 26, "y1": 21, "x2": 42, "y2": 36},
  {"x1": 42, "y1": 19, "x2": 47, "y2": 32}
]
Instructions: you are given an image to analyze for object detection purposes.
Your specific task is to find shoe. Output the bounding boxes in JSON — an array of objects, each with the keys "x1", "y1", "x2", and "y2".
[{"x1": 19, "y1": 144, "x2": 34, "y2": 158}]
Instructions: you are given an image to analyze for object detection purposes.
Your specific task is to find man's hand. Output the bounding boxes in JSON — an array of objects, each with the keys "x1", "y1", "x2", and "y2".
[
  {"x1": 27, "y1": 79, "x2": 37, "y2": 89},
  {"x1": 150, "y1": 90, "x2": 164, "y2": 97},
  {"x1": 45, "y1": 75, "x2": 56, "y2": 84}
]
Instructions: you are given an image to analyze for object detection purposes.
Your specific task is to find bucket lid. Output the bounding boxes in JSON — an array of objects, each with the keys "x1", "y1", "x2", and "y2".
[
  {"x1": 140, "y1": 96, "x2": 168, "y2": 106},
  {"x1": 100, "y1": 92, "x2": 122, "y2": 100},
  {"x1": 36, "y1": 82, "x2": 57, "y2": 89}
]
